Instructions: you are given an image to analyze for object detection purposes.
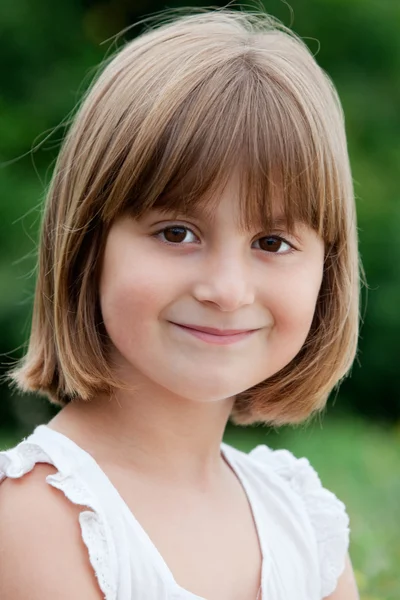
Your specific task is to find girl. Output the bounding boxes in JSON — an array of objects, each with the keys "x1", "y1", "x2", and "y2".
[{"x1": 0, "y1": 8, "x2": 360, "y2": 600}]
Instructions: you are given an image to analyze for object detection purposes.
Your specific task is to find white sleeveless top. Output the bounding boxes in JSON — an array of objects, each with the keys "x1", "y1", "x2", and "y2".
[{"x1": 0, "y1": 425, "x2": 349, "y2": 600}]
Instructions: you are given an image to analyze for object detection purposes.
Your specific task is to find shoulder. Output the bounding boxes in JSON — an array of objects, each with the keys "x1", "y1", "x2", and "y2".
[
  {"x1": 0, "y1": 463, "x2": 105, "y2": 599},
  {"x1": 246, "y1": 444, "x2": 353, "y2": 598}
]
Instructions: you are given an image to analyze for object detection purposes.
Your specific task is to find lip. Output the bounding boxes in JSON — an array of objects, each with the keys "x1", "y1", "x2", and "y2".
[
  {"x1": 170, "y1": 322, "x2": 259, "y2": 346},
  {"x1": 172, "y1": 324, "x2": 257, "y2": 335}
]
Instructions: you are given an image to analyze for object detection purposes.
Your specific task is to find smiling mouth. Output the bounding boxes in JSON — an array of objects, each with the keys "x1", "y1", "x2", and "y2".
[{"x1": 170, "y1": 322, "x2": 259, "y2": 345}]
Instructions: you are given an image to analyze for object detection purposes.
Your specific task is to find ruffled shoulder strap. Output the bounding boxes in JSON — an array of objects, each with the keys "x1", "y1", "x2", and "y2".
[
  {"x1": 249, "y1": 444, "x2": 350, "y2": 598},
  {"x1": 0, "y1": 440, "x2": 52, "y2": 480},
  {"x1": 0, "y1": 427, "x2": 118, "y2": 600}
]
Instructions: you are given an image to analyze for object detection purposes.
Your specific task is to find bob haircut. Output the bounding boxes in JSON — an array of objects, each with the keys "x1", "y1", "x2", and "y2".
[{"x1": 9, "y1": 8, "x2": 360, "y2": 426}]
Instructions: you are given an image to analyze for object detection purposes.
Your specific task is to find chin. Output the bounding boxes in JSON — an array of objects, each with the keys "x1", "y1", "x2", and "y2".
[{"x1": 167, "y1": 379, "x2": 256, "y2": 404}]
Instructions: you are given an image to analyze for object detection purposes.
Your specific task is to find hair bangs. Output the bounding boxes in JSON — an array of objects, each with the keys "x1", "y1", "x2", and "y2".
[{"x1": 100, "y1": 54, "x2": 342, "y2": 244}]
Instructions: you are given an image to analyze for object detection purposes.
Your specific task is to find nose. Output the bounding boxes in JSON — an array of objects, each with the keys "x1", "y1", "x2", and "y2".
[{"x1": 192, "y1": 251, "x2": 255, "y2": 311}]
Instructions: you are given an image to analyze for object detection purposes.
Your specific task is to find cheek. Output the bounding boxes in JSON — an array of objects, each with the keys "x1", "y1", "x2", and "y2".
[
  {"x1": 99, "y1": 240, "x2": 145, "y2": 342},
  {"x1": 100, "y1": 263, "x2": 159, "y2": 338},
  {"x1": 269, "y1": 264, "x2": 323, "y2": 345},
  {"x1": 99, "y1": 239, "x2": 185, "y2": 360}
]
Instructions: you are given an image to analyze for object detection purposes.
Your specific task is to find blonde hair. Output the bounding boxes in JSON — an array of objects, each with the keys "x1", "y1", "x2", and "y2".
[{"x1": 9, "y1": 7, "x2": 361, "y2": 426}]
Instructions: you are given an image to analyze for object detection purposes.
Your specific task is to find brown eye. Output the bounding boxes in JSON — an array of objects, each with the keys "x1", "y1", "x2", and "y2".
[
  {"x1": 163, "y1": 227, "x2": 187, "y2": 243},
  {"x1": 154, "y1": 226, "x2": 197, "y2": 244},
  {"x1": 254, "y1": 236, "x2": 293, "y2": 254}
]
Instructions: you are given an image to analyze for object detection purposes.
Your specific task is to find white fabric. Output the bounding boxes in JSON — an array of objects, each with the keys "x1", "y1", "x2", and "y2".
[{"x1": 0, "y1": 425, "x2": 349, "y2": 599}]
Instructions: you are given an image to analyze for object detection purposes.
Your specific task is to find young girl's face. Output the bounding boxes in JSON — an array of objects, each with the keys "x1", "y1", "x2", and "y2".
[{"x1": 99, "y1": 175, "x2": 325, "y2": 403}]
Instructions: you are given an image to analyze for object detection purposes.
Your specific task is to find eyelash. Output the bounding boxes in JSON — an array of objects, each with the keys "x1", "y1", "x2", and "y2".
[{"x1": 151, "y1": 224, "x2": 296, "y2": 255}]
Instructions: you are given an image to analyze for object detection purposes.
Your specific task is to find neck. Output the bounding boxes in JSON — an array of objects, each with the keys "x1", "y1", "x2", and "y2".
[{"x1": 48, "y1": 384, "x2": 236, "y2": 492}]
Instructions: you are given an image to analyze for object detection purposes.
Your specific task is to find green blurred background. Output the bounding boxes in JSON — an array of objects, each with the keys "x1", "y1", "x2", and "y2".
[{"x1": 0, "y1": 1, "x2": 399, "y2": 598}]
